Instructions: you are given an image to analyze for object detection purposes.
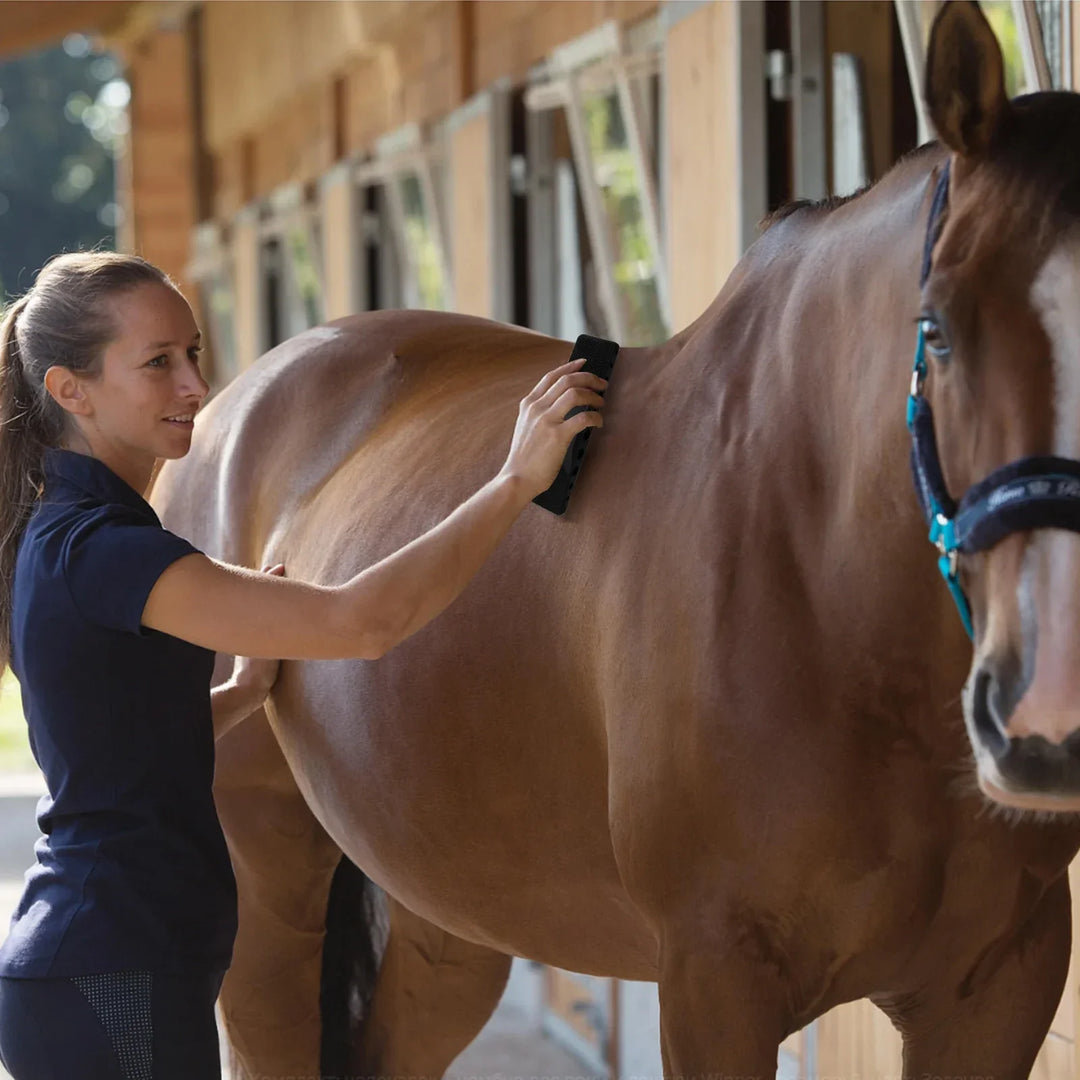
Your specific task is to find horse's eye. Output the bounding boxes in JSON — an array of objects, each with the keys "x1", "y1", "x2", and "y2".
[{"x1": 919, "y1": 316, "x2": 952, "y2": 360}]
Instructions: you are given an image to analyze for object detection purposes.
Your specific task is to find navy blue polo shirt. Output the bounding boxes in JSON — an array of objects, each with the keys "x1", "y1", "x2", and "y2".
[{"x1": 0, "y1": 447, "x2": 237, "y2": 977}]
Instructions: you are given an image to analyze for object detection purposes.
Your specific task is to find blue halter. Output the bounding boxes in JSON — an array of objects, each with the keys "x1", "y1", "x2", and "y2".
[{"x1": 907, "y1": 161, "x2": 1080, "y2": 639}]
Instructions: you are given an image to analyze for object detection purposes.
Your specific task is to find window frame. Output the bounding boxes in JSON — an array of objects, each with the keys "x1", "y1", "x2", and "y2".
[
  {"x1": 352, "y1": 123, "x2": 455, "y2": 312},
  {"x1": 185, "y1": 220, "x2": 238, "y2": 390},
  {"x1": 257, "y1": 183, "x2": 326, "y2": 348},
  {"x1": 524, "y1": 18, "x2": 671, "y2": 344}
]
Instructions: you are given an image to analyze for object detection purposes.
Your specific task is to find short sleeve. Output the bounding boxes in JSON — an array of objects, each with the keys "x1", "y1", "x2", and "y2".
[{"x1": 61, "y1": 504, "x2": 202, "y2": 635}]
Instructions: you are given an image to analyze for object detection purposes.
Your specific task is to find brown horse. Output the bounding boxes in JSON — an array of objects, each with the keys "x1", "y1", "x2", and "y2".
[{"x1": 153, "y1": 4, "x2": 1080, "y2": 1077}]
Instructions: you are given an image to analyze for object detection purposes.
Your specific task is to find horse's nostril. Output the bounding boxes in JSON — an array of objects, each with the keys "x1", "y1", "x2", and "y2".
[{"x1": 971, "y1": 667, "x2": 1010, "y2": 757}]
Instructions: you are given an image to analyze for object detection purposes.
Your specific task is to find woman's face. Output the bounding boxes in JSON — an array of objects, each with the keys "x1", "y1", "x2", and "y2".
[{"x1": 63, "y1": 282, "x2": 210, "y2": 474}]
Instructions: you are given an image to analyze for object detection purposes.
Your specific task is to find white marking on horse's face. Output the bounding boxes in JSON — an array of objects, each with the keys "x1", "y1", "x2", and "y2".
[
  {"x1": 1031, "y1": 238, "x2": 1080, "y2": 458},
  {"x1": 1012, "y1": 243, "x2": 1080, "y2": 655},
  {"x1": 990, "y1": 239, "x2": 1080, "y2": 755}
]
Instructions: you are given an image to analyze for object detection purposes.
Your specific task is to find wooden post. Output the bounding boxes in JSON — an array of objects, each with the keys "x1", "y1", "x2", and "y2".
[
  {"x1": 664, "y1": 1, "x2": 766, "y2": 333},
  {"x1": 124, "y1": 24, "x2": 200, "y2": 300},
  {"x1": 320, "y1": 163, "x2": 360, "y2": 321},
  {"x1": 231, "y1": 207, "x2": 262, "y2": 371}
]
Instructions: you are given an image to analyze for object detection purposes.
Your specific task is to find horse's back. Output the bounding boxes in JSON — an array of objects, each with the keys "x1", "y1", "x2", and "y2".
[{"x1": 154, "y1": 309, "x2": 568, "y2": 567}]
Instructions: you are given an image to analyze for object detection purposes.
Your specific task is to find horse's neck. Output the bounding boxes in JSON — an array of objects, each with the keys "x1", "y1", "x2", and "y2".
[
  {"x1": 669, "y1": 150, "x2": 943, "y2": 499},
  {"x1": 620, "y1": 149, "x2": 968, "y2": 653}
]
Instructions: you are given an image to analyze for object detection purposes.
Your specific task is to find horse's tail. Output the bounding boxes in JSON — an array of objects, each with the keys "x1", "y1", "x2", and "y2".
[{"x1": 319, "y1": 854, "x2": 384, "y2": 1076}]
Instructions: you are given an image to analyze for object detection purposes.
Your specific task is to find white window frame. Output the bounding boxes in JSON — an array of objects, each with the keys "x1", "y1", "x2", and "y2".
[
  {"x1": 318, "y1": 159, "x2": 365, "y2": 320},
  {"x1": 361, "y1": 182, "x2": 404, "y2": 311},
  {"x1": 354, "y1": 123, "x2": 455, "y2": 312},
  {"x1": 1020, "y1": 0, "x2": 1071, "y2": 89},
  {"x1": 831, "y1": 53, "x2": 871, "y2": 197},
  {"x1": 523, "y1": 19, "x2": 670, "y2": 343},
  {"x1": 185, "y1": 221, "x2": 238, "y2": 390},
  {"x1": 258, "y1": 183, "x2": 326, "y2": 347}
]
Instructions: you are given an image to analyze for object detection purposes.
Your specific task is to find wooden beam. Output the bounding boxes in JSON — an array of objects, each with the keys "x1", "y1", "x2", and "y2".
[
  {"x1": 126, "y1": 21, "x2": 198, "y2": 296},
  {"x1": 0, "y1": 0, "x2": 135, "y2": 58}
]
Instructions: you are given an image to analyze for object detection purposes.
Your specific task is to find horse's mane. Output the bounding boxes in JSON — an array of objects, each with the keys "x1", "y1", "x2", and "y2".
[
  {"x1": 760, "y1": 141, "x2": 942, "y2": 233},
  {"x1": 762, "y1": 93, "x2": 1080, "y2": 236}
]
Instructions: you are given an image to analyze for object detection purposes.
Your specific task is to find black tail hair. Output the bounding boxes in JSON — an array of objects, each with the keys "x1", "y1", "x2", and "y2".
[{"x1": 319, "y1": 855, "x2": 383, "y2": 1077}]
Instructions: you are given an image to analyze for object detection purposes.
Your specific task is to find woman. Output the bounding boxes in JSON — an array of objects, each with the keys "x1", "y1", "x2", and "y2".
[{"x1": 0, "y1": 251, "x2": 607, "y2": 1079}]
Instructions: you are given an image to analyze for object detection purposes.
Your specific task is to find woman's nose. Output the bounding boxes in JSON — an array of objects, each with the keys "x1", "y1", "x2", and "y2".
[{"x1": 178, "y1": 356, "x2": 210, "y2": 399}]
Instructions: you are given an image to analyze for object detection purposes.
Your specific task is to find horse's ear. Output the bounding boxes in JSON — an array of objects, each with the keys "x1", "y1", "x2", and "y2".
[{"x1": 925, "y1": 0, "x2": 1009, "y2": 156}]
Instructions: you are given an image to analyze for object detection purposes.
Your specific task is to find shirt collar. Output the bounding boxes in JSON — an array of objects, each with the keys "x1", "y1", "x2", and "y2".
[{"x1": 42, "y1": 448, "x2": 154, "y2": 516}]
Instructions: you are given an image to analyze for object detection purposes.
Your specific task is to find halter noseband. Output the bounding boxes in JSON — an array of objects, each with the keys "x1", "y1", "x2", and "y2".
[{"x1": 907, "y1": 161, "x2": 1080, "y2": 639}]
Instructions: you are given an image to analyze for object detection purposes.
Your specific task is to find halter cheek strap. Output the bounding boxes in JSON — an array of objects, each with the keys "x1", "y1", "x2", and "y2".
[{"x1": 908, "y1": 160, "x2": 1080, "y2": 640}]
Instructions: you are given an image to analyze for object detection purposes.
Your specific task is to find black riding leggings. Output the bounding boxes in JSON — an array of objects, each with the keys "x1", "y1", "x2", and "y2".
[{"x1": 0, "y1": 969, "x2": 225, "y2": 1080}]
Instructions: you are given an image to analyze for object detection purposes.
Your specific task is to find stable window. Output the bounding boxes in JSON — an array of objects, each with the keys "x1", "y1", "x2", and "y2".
[
  {"x1": 186, "y1": 222, "x2": 238, "y2": 391},
  {"x1": 356, "y1": 182, "x2": 403, "y2": 312},
  {"x1": 1027, "y1": 0, "x2": 1071, "y2": 88},
  {"x1": 354, "y1": 124, "x2": 453, "y2": 313},
  {"x1": 525, "y1": 19, "x2": 669, "y2": 346},
  {"x1": 258, "y1": 184, "x2": 325, "y2": 350}
]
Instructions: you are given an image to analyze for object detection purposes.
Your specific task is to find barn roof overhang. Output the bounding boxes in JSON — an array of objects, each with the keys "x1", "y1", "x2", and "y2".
[{"x1": 0, "y1": 1, "x2": 151, "y2": 59}]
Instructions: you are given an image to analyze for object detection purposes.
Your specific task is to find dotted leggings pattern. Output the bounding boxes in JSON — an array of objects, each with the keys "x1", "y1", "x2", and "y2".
[{"x1": 70, "y1": 971, "x2": 153, "y2": 1080}]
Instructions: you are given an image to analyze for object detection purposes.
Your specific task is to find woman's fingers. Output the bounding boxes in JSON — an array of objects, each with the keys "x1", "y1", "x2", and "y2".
[
  {"x1": 524, "y1": 356, "x2": 589, "y2": 402},
  {"x1": 533, "y1": 371, "x2": 608, "y2": 413},
  {"x1": 545, "y1": 387, "x2": 606, "y2": 419}
]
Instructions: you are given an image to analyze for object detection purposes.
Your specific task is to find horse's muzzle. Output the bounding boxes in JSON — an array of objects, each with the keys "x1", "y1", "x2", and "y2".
[{"x1": 967, "y1": 660, "x2": 1080, "y2": 809}]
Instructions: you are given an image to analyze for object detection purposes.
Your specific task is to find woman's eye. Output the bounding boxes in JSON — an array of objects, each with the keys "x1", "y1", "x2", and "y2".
[
  {"x1": 919, "y1": 316, "x2": 951, "y2": 359},
  {"x1": 188, "y1": 347, "x2": 203, "y2": 363},
  {"x1": 148, "y1": 355, "x2": 168, "y2": 368}
]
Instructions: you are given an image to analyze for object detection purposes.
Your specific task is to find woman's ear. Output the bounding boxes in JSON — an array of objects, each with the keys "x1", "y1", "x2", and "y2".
[
  {"x1": 43, "y1": 365, "x2": 92, "y2": 417},
  {"x1": 925, "y1": 0, "x2": 1009, "y2": 157}
]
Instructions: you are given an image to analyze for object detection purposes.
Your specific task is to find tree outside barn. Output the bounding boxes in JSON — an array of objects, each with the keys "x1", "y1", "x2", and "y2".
[{"x1": 0, "y1": 33, "x2": 125, "y2": 301}]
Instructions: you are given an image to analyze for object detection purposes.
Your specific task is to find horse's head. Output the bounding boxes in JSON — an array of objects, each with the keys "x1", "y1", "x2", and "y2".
[{"x1": 919, "y1": 1, "x2": 1080, "y2": 811}]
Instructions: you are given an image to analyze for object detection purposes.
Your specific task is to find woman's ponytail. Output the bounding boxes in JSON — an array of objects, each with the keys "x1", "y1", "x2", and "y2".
[{"x1": 0, "y1": 296, "x2": 44, "y2": 671}]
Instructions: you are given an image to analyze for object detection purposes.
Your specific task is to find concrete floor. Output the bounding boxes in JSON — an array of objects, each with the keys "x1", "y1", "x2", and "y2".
[{"x1": 0, "y1": 775, "x2": 599, "y2": 1080}]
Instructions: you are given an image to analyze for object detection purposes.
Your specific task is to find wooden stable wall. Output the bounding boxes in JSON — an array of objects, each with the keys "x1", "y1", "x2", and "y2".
[
  {"x1": 1075, "y1": 2, "x2": 1080, "y2": 88},
  {"x1": 320, "y1": 163, "x2": 359, "y2": 322},
  {"x1": 123, "y1": 23, "x2": 200, "y2": 307},
  {"x1": 196, "y1": 0, "x2": 656, "y2": 221},
  {"x1": 665, "y1": 1, "x2": 766, "y2": 333},
  {"x1": 450, "y1": 107, "x2": 494, "y2": 320},
  {"x1": 470, "y1": 0, "x2": 657, "y2": 87},
  {"x1": 664, "y1": 1, "x2": 745, "y2": 332}
]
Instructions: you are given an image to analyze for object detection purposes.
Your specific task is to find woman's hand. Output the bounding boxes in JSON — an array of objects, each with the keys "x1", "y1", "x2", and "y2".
[
  {"x1": 498, "y1": 357, "x2": 608, "y2": 498},
  {"x1": 231, "y1": 563, "x2": 285, "y2": 694}
]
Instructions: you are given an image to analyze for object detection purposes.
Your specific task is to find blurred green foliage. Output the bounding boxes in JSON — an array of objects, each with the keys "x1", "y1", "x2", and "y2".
[
  {"x1": 0, "y1": 36, "x2": 126, "y2": 302},
  {"x1": 980, "y1": 1, "x2": 1026, "y2": 97},
  {"x1": 0, "y1": 673, "x2": 34, "y2": 776}
]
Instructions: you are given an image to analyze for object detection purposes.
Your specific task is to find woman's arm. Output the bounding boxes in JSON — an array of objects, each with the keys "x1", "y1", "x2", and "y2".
[
  {"x1": 140, "y1": 358, "x2": 607, "y2": 661},
  {"x1": 209, "y1": 565, "x2": 284, "y2": 739}
]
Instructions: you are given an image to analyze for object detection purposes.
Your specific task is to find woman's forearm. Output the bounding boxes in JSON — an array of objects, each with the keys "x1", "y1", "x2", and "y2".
[
  {"x1": 210, "y1": 676, "x2": 270, "y2": 740},
  {"x1": 340, "y1": 471, "x2": 532, "y2": 658}
]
